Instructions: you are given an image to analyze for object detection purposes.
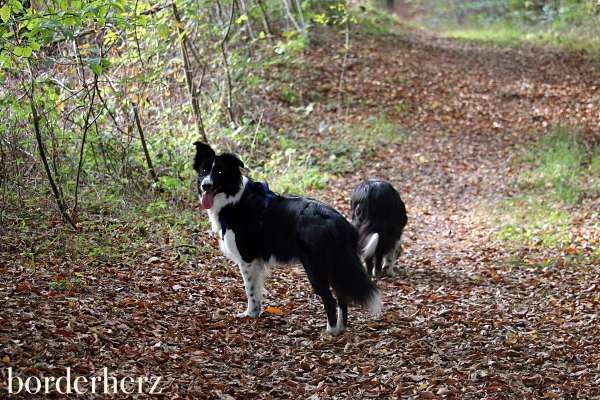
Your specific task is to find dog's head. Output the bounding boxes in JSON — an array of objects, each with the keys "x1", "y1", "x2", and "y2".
[{"x1": 193, "y1": 142, "x2": 244, "y2": 210}]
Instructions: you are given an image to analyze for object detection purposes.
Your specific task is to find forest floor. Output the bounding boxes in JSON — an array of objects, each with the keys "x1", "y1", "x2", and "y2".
[{"x1": 2, "y1": 24, "x2": 600, "y2": 399}]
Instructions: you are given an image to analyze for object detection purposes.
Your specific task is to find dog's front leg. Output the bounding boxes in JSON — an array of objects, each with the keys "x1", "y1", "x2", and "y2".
[{"x1": 237, "y1": 260, "x2": 266, "y2": 318}]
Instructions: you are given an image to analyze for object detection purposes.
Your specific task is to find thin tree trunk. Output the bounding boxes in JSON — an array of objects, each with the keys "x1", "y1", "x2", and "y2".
[
  {"x1": 133, "y1": 106, "x2": 158, "y2": 183},
  {"x1": 217, "y1": 0, "x2": 236, "y2": 125},
  {"x1": 172, "y1": 3, "x2": 208, "y2": 143},
  {"x1": 73, "y1": 74, "x2": 98, "y2": 213},
  {"x1": 255, "y1": 0, "x2": 275, "y2": 43},
  {"x1": 30, "y1": 93, "x2": 78, "y2": 230},
  {"x1": 238, "y1": 0, "x2": 256, "y2": 41},
  {"x1": 294, "y1": 0, "x2": 307, "y2": 39},
  {"x1": 281, "y1": 0, "x2": 302, "y2": 34},
  {"x1": 337, "y1": 16, "x2": 350, "y2": 114}
]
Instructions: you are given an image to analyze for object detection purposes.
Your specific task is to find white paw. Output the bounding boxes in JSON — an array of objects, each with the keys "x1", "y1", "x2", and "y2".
[
  {"x1": 236, "y1": 310, "x2": 260, "y2": 319},
  {"x1": 326, "y1": 323, "x2": 339, "y2": 336}
]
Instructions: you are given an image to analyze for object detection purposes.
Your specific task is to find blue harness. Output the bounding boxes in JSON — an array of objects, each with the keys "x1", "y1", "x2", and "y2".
[{"x1": 220, "y1": 182, "x2": 275, "y2": 239}]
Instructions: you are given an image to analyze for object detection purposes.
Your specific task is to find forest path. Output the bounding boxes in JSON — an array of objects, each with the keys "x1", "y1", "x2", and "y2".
[{"x1": 280, "y1": 27, "x2": 600, "y2": 398}]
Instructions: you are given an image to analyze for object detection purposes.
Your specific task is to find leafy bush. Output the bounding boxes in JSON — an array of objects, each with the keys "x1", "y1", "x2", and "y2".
[{"x1": 407, "y1": 0, "x2": 600, "y2": 50}]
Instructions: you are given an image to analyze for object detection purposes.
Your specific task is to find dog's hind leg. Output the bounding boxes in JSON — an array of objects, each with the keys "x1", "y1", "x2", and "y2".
[
  {"x1": 395, "y1": 236, "x2": 403, "y2": 258},
  {"x1": 321, "y1": 289, "x2": 339, "y2": 336},
  {"x1": 383, "y1": 248, "x2": 396, "y2": 277},
  {"x1": 302, "y1": 261, "x2": 339, "y2": 335},
  {"x1": 337, "y1": 300, "x2": 348, "y2": 332},
  {"x1": 237, "y1": 260, "x2": 266, "y2": 318},
  {"x1": 374, "y1": 252, "x2": 384, "y2": 276},
  {"x1": 385, "y1": 237, "x2": 403, "y2": 277},
  {"x1": 365, "y1": 257, "x2": 375, "y2": 278}
]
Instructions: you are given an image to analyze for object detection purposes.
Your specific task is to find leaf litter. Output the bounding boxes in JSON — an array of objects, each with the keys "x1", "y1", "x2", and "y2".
[{"x1": 1, "y1": 28, "x2": 600, "y2": 399}]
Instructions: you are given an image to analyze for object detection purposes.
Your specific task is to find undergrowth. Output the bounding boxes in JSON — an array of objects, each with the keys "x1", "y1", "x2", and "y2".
[
  {"x1": 489, "y1": 125, "x2": 600, "y2": 260},
  {"x1": 246, "y1": 117, "x2": 404, "y2": 195},
  {"x1": 406, "y1": 0, "x2": 600, "y2": 53},
  {"x1": 443, "y1": 21, "x2": 600, "y2": 53}
]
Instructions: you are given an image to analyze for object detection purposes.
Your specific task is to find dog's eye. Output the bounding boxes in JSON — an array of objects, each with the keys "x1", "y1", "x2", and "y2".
[{"x1": 218, "y1": 171, "x2": 222, "y2": 175}]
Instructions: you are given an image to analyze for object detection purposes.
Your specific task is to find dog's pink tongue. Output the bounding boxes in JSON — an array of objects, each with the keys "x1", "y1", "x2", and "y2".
[{"x1": 201, "y1": 192, "x2": 214, "y2": 209}]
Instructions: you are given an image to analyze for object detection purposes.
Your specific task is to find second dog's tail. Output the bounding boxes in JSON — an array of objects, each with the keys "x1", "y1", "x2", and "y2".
[{"x1": 362, "y1": 233, "x2": 379, "y2": 259}]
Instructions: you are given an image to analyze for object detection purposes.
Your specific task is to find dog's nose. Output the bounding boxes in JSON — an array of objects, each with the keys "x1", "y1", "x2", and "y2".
[{"x1": 202, "y1": 182, "x2": 213, "y2": 191}]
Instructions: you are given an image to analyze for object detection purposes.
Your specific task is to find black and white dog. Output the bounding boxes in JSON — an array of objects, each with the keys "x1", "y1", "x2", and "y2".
[
  {"x1": 193, "y1": 142, "x2": 381, "y2": 335},
  {"x1": 351, "y1": 179, "x2": 407, "y2": 278}
]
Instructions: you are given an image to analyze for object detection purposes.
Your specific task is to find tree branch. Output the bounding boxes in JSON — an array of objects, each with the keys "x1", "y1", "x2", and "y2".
[
  {"x1": 172, "y1": 3, "x2": 208, "y2": 143},
  {"x1": 133, "y1": 106, "x2": 158, "y2": 183}
]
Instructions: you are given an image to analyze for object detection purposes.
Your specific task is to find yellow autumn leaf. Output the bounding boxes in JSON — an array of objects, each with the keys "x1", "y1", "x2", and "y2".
[{"x1": 2, "y1": 355, "x2": 10, "y2": 362}]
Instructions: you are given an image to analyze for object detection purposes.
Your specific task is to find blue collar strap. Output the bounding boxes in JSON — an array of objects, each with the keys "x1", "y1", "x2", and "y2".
[
  {"x1": 259, "y1": 182, "x2": 276, "y2": 206},
  {"x1": 220, "y1": 219, "x2": 228, "y2": 240},
  {"x1": 220, "y1": 182, "x2": 275, "y2": 239},
  {"x1": 259, "y1": 182, "x2": 275, "y2": 228}
]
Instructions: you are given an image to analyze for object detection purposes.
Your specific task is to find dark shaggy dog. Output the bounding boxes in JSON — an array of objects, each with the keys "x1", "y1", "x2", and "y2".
[
  {"x1": 193, "y1": 142, "x2": 381, "y2": 335},
  {"x1": 350, "y1": 179, "x2": 407, "y2": 277}
]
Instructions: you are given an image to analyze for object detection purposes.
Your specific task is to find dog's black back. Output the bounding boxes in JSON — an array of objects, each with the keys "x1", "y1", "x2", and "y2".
[{"x1": 351, "y1": 179, "x2": 407, "y2": 277}]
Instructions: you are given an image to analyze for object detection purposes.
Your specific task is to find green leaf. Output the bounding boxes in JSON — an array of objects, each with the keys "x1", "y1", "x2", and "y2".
[
  {"x1": 13, "y1": 46, "x2": 23, "y2": 56},
  {"x1": 157, "y1": 23, "x2": 170, "y2": 40},
  {"x1": 1, "y1": 5, "x2": 11, "y2": 23},
  {"x1": 22, "y1": 46, "x2": 32, "y2": 57},
  {"x1": 60, "y1": 26, "x2": 74, "y2": 40},
  {"x1": 112, "y1": 1, "x2": 125, "y2": 12},
  {"x1": 259, "y1": 31, "x2": 265, "y2": 39},
  {"x1": 100, "y1": 57, "x2": 111, "y2": 68},
  {"x1": 90, "y1": 63, "x2": 102, "y2": 76},
  {"x1": 88, "y1": 58, "x2": 102, "y2": 76}
]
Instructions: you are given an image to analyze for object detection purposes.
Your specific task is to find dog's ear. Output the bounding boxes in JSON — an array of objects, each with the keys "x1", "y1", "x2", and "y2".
[
  {"x1": 193, "y1": 142, "x2": 215, "y2": 171},
  {"x1": 221, "y1": 153, "x2": 244, "y2": 169},
  {"x1": 352, "y1": 203, "x2": 363, "y2": 222}
]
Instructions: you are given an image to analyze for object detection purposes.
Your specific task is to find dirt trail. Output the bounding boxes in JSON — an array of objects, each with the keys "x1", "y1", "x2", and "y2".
[{"x1": 304, "y1": 29, "x2": 600, "y2": 398}]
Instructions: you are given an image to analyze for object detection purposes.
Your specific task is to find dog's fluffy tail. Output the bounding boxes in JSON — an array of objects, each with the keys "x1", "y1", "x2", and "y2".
[
  {"x1": 332, "y1": 236, "x2": 382, "y2": 316},
  {"x1": 362, "y1": 233, "x2": 379, "y2": 259}
]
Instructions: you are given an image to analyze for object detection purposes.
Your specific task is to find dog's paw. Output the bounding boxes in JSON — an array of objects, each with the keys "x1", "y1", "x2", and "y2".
[
  {"x1": 236, "y1": 310, "x2": 260, "y2": 319},
  {"x1": 326, "y1": 323, "x2": 339, "y2": 337}
]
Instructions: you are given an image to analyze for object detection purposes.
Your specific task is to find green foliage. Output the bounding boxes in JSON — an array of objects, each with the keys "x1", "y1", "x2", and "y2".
[
  {"x1": 0, "y1": 0, "x2": 323, "y2": 225},
  {"x1": 490, "y1": 125, "x2": 600, "y2": 252},
  {"x1": 49, "y1": 277, "x2": 82, "y2": 292},
  {"x1": 494, "y1": 196, "x2": 573, "y2": 246},
  {"x1": 519, "y1": 126, "x2": 593, "y2": 205},
  {"x1": 249, "y1": 117, "x2": 403, "y2": 195},
  {"x1": 353, "y1": 6, "x2": 409, "y2": 36},
  {"x1": 407, "y1": 0, "x2": 600, "y2": 51},
  {"x1": 592, "y1": 145, "x2": 600, "y2": 175}
]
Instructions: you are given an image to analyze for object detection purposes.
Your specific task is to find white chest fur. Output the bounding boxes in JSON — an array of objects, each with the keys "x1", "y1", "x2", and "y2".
[{"x1": 203, "y1": 176, "x2": 248, "y2": 233}]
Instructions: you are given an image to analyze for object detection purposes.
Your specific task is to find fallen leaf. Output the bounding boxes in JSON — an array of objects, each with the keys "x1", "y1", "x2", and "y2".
[{"x1": 264, "y1": 307, "x2": 284, "y2": 315}]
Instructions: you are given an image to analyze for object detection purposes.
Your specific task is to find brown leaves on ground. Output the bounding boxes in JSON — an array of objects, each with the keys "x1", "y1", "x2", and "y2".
[{"x1": 2, "y1": 28, "x2": 600, "y2": 399}]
